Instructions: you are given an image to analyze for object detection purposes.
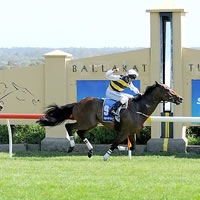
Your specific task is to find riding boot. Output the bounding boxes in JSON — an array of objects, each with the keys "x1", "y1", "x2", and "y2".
[{"x1": 109, "y1": 101, "x2": 123, "y2": 116}]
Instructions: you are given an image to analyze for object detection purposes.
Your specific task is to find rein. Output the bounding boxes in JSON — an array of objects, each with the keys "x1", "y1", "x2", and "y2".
[{"x1": 135, "y1": 111, "x2": 149, "y2": 118}]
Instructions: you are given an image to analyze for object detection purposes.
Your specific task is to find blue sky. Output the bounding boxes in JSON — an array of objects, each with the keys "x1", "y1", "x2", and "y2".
[{"x1": 1, "y1": 0, "x2": 200, "y2": 48}]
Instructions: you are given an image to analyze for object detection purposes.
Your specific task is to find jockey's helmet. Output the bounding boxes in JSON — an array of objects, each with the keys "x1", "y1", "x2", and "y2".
[{"x1": 127, "y1": 69, "x2": 138, "y2": 80}]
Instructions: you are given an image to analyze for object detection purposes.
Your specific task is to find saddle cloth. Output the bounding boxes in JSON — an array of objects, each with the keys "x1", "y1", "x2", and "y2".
[{"x1": 102, "y1": 99, "x2": 122, "y2": 122}]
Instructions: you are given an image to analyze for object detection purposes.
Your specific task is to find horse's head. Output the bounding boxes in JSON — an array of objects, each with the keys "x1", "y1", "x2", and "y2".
[{"x1": 155, "y1": 81, "x2": 183, "y2": 105}]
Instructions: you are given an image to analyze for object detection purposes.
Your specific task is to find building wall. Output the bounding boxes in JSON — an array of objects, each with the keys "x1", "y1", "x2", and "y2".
[
  {"x1": 0, "y1": 64, "x2": 44, "y2": 124},
  {"x1": 182, "y1": 48, "x2": 200, "y2": 121},
  {"x1": 0, "y1": 49, "x2": 151, "y2": 137},
  {"x1": 66, "y1": 48, "x2": 151, "y2": 103}
]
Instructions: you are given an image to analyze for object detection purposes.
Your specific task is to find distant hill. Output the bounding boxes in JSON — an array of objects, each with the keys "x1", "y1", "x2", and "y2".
[{"x1": 0, "y1": 47, "x2": 142, "y2": 70}]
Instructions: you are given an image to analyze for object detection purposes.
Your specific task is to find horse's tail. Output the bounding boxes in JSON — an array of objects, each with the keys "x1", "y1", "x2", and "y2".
[{"x1": 36, "y1": 103, "x2": 75, "y2": 126}]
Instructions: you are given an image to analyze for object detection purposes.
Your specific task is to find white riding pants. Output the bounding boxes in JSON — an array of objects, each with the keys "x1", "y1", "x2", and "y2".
[{"x1": 106, "y1": 87, "x2": 133, "y2": 104}]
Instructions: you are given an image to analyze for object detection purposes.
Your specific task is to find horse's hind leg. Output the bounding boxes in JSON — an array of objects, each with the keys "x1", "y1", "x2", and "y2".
[
  {"x1": 65, "y1": 123, "x2": 76, "y2": 153},
  {"x1": 77, "y1": 130, "x2": 93, "y2": 158}
]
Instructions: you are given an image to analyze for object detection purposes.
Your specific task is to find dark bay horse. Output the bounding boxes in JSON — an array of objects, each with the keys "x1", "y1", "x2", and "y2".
[{"x1": 37, "y1": 81, "x2": 183, "y2": 160}]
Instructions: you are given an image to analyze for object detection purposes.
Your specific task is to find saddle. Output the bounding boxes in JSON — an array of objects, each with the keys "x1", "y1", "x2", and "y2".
[{"x1": 102, "y1": 99, "x2": 127, "y2": 122}]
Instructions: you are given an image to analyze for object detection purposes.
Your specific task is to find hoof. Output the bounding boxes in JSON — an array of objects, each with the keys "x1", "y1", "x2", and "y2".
[
  {"x1": 67, "y1": 147, "x2": 74, "y2": 153},
  {"x1": 88, "y1": 149, "x2": 93, "y2": 158}
]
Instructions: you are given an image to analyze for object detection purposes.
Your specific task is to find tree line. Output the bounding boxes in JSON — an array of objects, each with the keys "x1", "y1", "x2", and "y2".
[{"x1": 0, "y1": 47, "x2": 140, "y2": 70}]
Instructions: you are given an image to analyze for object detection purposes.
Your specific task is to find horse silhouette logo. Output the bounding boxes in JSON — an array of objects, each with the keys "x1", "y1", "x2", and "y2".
[{"x1": 0, "y1": 82, "x2": 40, "y2": 106}]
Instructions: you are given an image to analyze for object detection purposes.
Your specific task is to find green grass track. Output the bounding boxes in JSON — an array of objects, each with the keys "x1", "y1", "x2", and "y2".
[{"x1": 0, "y1": 151, "x2": 200, "y2": 200}]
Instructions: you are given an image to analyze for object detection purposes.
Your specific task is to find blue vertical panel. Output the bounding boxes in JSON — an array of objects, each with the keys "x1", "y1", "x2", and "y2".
[
  {"x1": 77, "y1": 80, "x2": 140, "y2": 101},
  {"x1": 192, "y1": 80, "x2": 200, "y2": 117}
]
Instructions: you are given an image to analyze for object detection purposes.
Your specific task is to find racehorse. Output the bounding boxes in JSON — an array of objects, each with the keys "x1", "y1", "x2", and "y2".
[{"x1": 37, "y1": 81, "x2": 183, "y2": 160}]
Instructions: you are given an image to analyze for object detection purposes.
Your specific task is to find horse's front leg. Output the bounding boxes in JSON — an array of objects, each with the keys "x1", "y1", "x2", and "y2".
[
  {"x1": 77, "y1": 130, "x2": 94, "y2": 158},
  {"x1": 104, "y1": 132, "x2": 128, "y2": 161}
]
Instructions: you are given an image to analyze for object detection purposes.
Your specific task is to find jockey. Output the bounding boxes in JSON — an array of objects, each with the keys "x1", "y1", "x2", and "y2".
[{"x1": 105, "y1": 67, "x2": 141, "y2": 116}]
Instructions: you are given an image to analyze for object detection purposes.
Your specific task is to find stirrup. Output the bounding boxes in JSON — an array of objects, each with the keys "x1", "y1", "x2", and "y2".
[{"x1": 110, "y1": 110, "x2": 118, "y2": 116}]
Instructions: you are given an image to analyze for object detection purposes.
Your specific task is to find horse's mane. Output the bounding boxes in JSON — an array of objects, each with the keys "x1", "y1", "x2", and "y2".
[
  {"x1": 132, "y1": 83, "x2": 157, "y2": 102},
  {"x1": 143, "y1": 83, "x2": 157, "y2": 95}
]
